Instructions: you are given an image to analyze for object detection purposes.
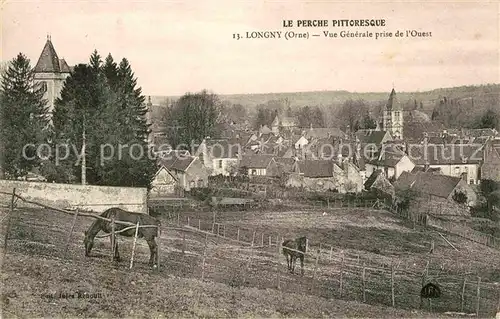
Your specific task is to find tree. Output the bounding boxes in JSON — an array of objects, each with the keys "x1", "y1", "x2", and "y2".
[
  {"x1": 165, "y1": 90, "x2": 221, "y2": 148},
  {"x1": 53, "y1": 51, "x2": 156, "y2": 188},
  {"x1": 254, "y1": 106, "x2": 275, "y2": 129},
  {"x1": 474, "y1": 109, "x2": 499, "y2": 130},
  {"x1": 337, "y1": 99, "x2": 369, "y2": 132},
  {"x1": 0, "y1": 53, "x2": 49, "y2": 179},
  {"x1": 362, "y1": 111, "x2": 377, "y2": 129}
]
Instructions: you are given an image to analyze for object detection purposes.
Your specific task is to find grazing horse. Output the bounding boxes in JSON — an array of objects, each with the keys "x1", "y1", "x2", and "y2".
[
  {"x1": 282, "y1": 236, "x2": 307, "y2": 275},
  {"x1": 83, "y1": 207, "x2": 161, "y2": 267}
]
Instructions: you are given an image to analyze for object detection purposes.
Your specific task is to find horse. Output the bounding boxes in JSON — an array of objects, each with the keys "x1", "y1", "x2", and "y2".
[
  {"x1": 282, "y1": 236, "x2": 307, "y2": 275},
  {"x1": 83, "y1": 207, "x2": 161, "y2": 267}
]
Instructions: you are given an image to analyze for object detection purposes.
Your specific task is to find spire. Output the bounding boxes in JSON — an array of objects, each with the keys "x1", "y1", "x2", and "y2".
[
  {"x1": 386, "y1": 87, "x2": 402, "y2": 111},
  {"x1": 34, "y1": 36, "x2": 61, "y2": 73}
]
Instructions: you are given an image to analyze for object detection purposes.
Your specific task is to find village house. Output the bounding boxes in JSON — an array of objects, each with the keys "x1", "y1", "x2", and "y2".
[
  {"x1": 395, "y1": 171, "x2": 477, "y2": 210},
  {"x1": 294, "y1": 135, "x2": 309, "y2": 149},
  {"x1": 304, "y1": 127, "x2": 346, "y2": 140},
  {"x1": 364, "y1": 169, "x2": 394, "y2": 198},
  {"x1": 158, "y1": 155, "x2": 209, "y2": 191},
  {"x1": 150, "y1": 166, "x2": 181, "y2": 198},
  {"x1": 271, "y1": 115, "x2": 299, "y2": 134},
  {"x1": 365, "y1": 146, "x2": 415, "y2": 181},
  {"x1": 239, "y1": 155, "x2": 279, "y2": 177},
  {"x1": 481, "y1": 141, "x2": 500, "y2": 182},
  {"x1": 355, "y1": 129, "x2": 393, "y2": 145},
  {"x1": 286, "y1": 159, "x2": 363, "y2": 193},
  {"x1": 409, "y1": 144, "x2": 484, "y2": 184},
  {"x1": 196, "y1": 139, "x2": 241, "y2": 176}
]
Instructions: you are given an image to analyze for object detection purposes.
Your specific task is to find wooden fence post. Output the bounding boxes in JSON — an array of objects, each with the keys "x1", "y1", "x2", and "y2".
[
  {"x1": 261, "y1": 233, "x2": 264, "y2": 246},
  {"x1": 268, "y1": 235, "x2": 271, "y2": 247},
  {"x1": 329, "y1": 246, "x2": 333, "y2": 262},
  {"x1": 156, "y1": 225, "x2": 161, "y2": 271},
  {"x1": 65, "y1": 209, "x2": 79, "y2": 256},
  {"x1": 476, "y1": 276, "x2": 481, "y2": 317},
  {"x1": 391, "y1": 264, "x2": 395, "y2": 307},
  {"x1": 110, "y1": 216, "x2": 115, "y2": 260},
  {"x1": 362, "y1": 262, "x2": 366, "y2": 303},
  {"x1": 217, "y1": 223, "x2": 220, "y2": 237},
  {"x1": 182, "y1": 232, "x2": 186, "y2": 255},
  {"x1": 187, "y1": 216, "x2": 190, "y2": 227},
  {"x1": 3, "y1": 188, "x2": 16, "y2": 257},
  {"x1": 198, "y1": 219, "x2": 201, "y2": 230},
  {"x1": 251, "y1": 231, "x2": 256, "y2": 247},
  {"x1": 129, "y1": 222, "x2": 140, "y2": 269},
  {"x1": 340, "y1": 252, "x2": 344, "y2": 298},
  {"x1": 312, "y1": 251, "x2": 319, "y2": 293},
  {"x1": 201, "y1": 233, "x2": 208, "y2": 280},
  {"x1": 276, "y1": 236, "x2": 281, "y2": 290},
  {"x1": 237, "y1": 228, "x2": 240, "y2": 242},
  {"x1": 461, "y1": 277, "x2": 466, "y2": 313},
  {"x1": 177, "y1": 212, "x2": 180, "y2": 226}
]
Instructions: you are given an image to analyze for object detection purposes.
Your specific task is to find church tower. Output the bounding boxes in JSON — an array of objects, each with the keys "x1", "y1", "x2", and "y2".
[
  {"x1": 33, "y1": 35, "x2": 71, "y2": 117},
  {"x1": 382, "y1": 88, "x2": 404, "y2": 140}
]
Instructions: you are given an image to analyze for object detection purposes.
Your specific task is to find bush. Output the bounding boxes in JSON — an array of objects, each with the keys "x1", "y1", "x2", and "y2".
[
  {"x1": 188, "y1": 188, "x2": 214, "y2": 202},
  {"x1": 452, "y1": 191, "x2": 468, "y2": 204}
]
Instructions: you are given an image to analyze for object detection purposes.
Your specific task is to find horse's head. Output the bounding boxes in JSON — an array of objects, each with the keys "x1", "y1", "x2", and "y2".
[{"x1": 83, "y1": 230, "x2": 93, "y2": 256}]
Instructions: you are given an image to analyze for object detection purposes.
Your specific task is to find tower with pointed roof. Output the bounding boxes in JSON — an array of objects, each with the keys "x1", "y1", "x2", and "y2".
[
  {"x1": 382, "y1": 88, "x2": 404, "y2": 140},
  {"x1": 33, "y1": 35, "x2": 71, "y2": 116}
]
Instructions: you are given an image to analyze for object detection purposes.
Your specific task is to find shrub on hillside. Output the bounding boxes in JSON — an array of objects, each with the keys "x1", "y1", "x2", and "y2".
[{"x1": 452, "y1": 191, "x2": 468, "y2": 204}]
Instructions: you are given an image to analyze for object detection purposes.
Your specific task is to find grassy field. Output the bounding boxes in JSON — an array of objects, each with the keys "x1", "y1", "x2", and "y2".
[{"x1": 1, "y1": 205, "x2": 500, "y2": 318}]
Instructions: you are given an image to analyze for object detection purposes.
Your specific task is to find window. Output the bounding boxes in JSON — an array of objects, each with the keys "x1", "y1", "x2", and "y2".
[
  {"x1": 197, "y1": 179, "x2": 204, "y2": 187},
  {"x1": 454, "y1": 167, "x2": 460, "y2": 175},
  {"x1": 189, "y1": 181, "x2": 195, "y2": 188},
  {"x1": 251, "y1": 169, "x2": 257, "y2": 175},
  {"x1": 469, "y1": 179, "x2": 474, "y2": 185},
  {"x1": 218, "y1": 160, "x2": 223, "y2": 169}
]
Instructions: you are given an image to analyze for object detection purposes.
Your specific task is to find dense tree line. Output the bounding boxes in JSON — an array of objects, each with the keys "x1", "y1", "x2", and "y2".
[
  {"x1": 50, "y1": 51, "x2": 156, "y2": 188},
  {"x1": 0, "y1": 53, "x2": 49, "y2": 179}
]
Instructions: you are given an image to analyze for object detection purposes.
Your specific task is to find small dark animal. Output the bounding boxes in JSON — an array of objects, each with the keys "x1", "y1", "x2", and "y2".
[
  {"x1": 83, "y1": 207, "x2": 161, "y2": 267},
  {"x1": 420, "y1": 282, "x2": 441, "y2": 310},
  {"x1": 282, "y1": 236, "x2": 307, "y2": 275},
  {"x1": 421, "y1": 282, "x2": 441, "y2": 298}
]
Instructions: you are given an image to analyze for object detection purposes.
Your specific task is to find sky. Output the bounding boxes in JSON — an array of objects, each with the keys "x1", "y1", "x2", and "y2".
[{"x1": 1, "y1": 0, "x2": 499, "y2": 96}]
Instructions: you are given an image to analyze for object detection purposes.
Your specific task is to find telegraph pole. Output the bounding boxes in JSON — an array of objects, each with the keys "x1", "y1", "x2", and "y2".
[{"x1": 81, "y1": 117, "x2": 87, "y2": 185}]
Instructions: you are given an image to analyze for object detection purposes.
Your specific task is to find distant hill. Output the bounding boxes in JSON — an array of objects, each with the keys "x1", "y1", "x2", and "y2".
[
  {"x1": 149, "y1": 84, "x2": 500, "y2": 129},
  {"x1": 150, "y1": 84, "x2": 499, "y2": 110}
]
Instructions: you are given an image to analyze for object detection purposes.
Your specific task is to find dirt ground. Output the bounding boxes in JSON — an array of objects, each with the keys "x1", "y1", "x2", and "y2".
[{"x1": 1, "y1": 205, "x2": 499, "y2": 318}]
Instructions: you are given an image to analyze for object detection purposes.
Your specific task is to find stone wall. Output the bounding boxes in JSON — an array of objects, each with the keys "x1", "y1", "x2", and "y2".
[{"x1": 0, "y1": 180, "x2": 147, "y2": 213}]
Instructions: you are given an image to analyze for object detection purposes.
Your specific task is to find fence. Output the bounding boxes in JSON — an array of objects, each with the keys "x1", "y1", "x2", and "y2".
[
  {"x1": 3, "y1": 187, "x2": 500, "y2": 317},
  {"x1": 426, "y1": 214, "x2": 500, "y2": 250},
  {"x1": 1, "y1": 188, "x2": 160, "y2": 270},
  {"x1": 161, "y1": 211, "x2": 500, "y2": 317}
]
